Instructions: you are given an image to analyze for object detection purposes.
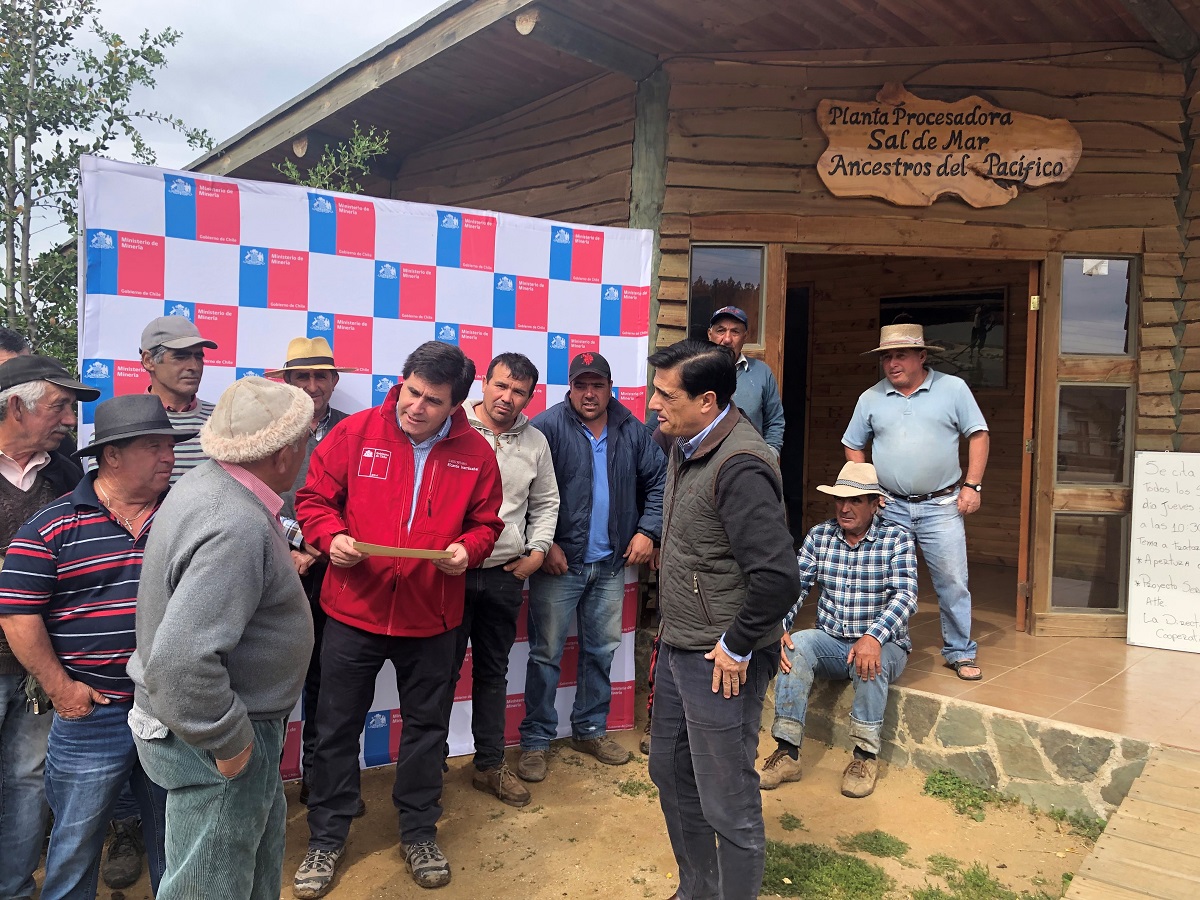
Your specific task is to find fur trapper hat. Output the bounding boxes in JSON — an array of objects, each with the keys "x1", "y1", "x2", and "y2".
[{"x1": 200, "y1": 376, "x2": 313, "y2": 464}]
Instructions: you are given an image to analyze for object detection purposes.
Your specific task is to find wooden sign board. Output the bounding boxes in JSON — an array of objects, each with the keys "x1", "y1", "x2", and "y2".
[{"x1": 816, "y1": 83, "x2": 1082, "y2": 209}]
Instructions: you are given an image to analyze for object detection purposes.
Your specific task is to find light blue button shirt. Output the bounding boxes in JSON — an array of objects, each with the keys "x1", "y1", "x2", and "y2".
[{"x1": 406, "y1": 413, "x2": 453, "y2": 528}]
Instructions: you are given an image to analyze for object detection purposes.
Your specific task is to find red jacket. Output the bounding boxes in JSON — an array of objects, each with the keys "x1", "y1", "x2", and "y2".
[{"x1": 296, "y1": 388, "x2": 503, "y2": 637}]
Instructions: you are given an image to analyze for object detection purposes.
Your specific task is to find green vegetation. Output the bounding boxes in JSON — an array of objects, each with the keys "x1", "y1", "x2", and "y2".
[
  {"x1": 762, "y1": 840, "x2": 894, "y2": 899},
  {"x1": 923, "y1": 770, "x2": 1012, "y2": 821},
  {"x1": 912, "y1": 861, "x2": 1058, "y2": 900},
  {"x1": 1047, "y1": 807, "x2": 1106, "y2": 842},
  {"x1": 926, "y1": 854, "x2": 961, "y2": 877},
  {"x1": 616, "y1": 778, "x2": 657, "y2": 799},
  {"x1": 779, "y1": 812, "x2": 805, "y2": 832},
  {"x1": 837, "y1": 830, "x2": 909, "y2": 860}
]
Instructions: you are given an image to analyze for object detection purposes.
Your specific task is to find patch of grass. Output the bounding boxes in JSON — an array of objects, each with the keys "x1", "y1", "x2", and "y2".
[
  {"x1": 779, "y1": 812, "x2": 805, "y2": 832},
  {"x1": 762, "y1": 839, "x2": 894, "y2": 899},
  {"x1": 911, "y1": 862, "x2": 1056, "y2": 900},
  {"x1": 617, "y1": 778, "x2": 658, "y2": 799},
  {"x1": 926, "y1": 854, "x2": 960, "y2": 877},
  {"x1": 560, "y1": 753, "x2": 584, "y2": 767},
  {"x1": 837, "y1": 829, "x2": 909, "y2": 859},
  {"x1": 1047, "y1": 807, "x2": 1106, "y2": 843},
  {"x1": 923, "y1": 770, "x2": 1007, "y2": 821}
]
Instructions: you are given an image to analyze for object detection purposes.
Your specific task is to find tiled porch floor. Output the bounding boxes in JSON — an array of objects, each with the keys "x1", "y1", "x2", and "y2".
[{"x1": 791, "y1": 563, "x2": 1200, "y2": 752}]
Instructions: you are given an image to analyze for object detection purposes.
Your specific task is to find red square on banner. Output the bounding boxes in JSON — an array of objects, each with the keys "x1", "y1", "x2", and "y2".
[
  {"x1": 195, "y1": 181, "x2": 240, "y2": 244},
  {"x1": 515, "y1": 278, "x2": 549, "y2": 332},
  {"x1": 610, "y1": 682, "x2": 635, "y2": 729},
  {"x1": 113, "y1": 360, "x2": 147, "y2": 397},
  {"x1": 523, "y1": 385, "x2": 547, "y2": 419},
  {"x1": 619, "y1": 387, "x2": 647, "y2": 421},
  {"x1": 117, "y1": 233, "x2": 164, "y2": 298},
  {"x1": 336, "y1": 198, "x2": 375, "y2": 259},
  {"x1": 558, "y1": 637, "x2": 580, "y2": 688},
  {"x1": 504, "y1": 695, "x2": 524, "y2": 747},
  {"x1": 458, "y1": 325, "x2": 492, "y2": 382},
  {"x1": 194, "y1": 305, "x2": 238, "y2": 367},
  {"x1": 460, "y1": 214, "x2": 496, "y2": 272},
  {"x1": 280, "y1": 720, "x2": 302, "y2": 781},
  {"x1": 334, "y1": 315, "x2": 372, "y2": 373},
  {"x1": 388, "y1": 710, "x2": 404, "y2": 761},
  {"x1": 571, "y1": 230, "x2": 604, "y2": 284},
  {"x1": 621, "y1": 286, "x2": 650, "y2": 337},
  {"x1": 623, "y1": 582, "x2": 639, "y2": 632},
  {"x1": 569, "y1": 334, "x2": 600, "y2": 358},
  {"x1": 268, "y1": 250, "x2": 308, "y2": 309},
  {"x1": 400, "y1": 265, "x2": 436, "y2": 321},
  {"x1": 454, "y1": 648, "x2": 472, "y2": 702}
]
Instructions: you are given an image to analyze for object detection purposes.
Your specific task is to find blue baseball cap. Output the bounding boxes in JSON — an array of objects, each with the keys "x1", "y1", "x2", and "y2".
[{"x1": 709, "y1": 306, "x2": 749, "y2": 327}]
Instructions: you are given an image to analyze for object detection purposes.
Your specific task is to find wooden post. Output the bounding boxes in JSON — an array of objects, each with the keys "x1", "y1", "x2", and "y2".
[
  {"x1": 1015, "y1": 261, "x2": 1041, "y2": 632},
  {"x1": 630, "y1": 69, "x2": 669, "y2": 358}
]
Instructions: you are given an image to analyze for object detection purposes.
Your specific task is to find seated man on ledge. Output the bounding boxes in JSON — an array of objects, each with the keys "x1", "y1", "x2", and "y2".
[{"x1": 759, "y1": 461, "x2": 918, "y2": 799}]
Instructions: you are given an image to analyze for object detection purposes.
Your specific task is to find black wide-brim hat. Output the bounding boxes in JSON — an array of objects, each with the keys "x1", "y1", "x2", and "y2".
[{"x1": 76, "y1": 394, "x2": 198, "y2": 457}]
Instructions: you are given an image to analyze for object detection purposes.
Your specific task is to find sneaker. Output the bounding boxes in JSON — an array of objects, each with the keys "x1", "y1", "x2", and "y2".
[
  {"x1": 571, "y1": 736, "x2": 630, "y2": 766},
  {"x1": 101, "y1": 818, "x2": 144, "y2": 889},
  {"x1": 640, "y1": 721, "x2": 651, "y2": 755},
  {"x1": 759, "y1": 748, "x2": 803, "y2": 790},
  {"x1": 473, "y1": 764, "x2": 531, "y2": 807},
  {"x1": 841, "y1": 757, "x2": 878, "y2": 798},
  {"x1": 517, "y1": 749, "x2": 547, "y2": 783},
  {"x1": 292, "y1": 846, "x2": 345, "y2": 899},
  {"x1": 298, "y1": 780, "x2": 366, "y2": 817},
  {"x1": 403, "y1": 840, "x2": 451, "y2": 889}
]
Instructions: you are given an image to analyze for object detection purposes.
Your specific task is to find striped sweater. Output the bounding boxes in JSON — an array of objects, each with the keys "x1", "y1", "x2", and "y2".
[{"x1": 167, "y1": 399, "x2": 215, "y2": 485}]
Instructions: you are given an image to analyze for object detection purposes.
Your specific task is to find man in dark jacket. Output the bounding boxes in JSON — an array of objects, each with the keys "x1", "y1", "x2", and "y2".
[
  {"x1": 646, "y1": 340, "x2": 800, "y2": 900},
  {"x1": 517, "y1": 352, "x2": 666, "y2": 784}
]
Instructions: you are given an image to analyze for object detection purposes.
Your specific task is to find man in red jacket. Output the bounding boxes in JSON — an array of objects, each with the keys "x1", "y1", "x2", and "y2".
[{"x1": 292, "y1": 341, "x2": 503, "y2": 897}]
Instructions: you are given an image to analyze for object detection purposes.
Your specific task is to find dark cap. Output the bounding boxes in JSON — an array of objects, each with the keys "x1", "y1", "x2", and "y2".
[
  {"x1": 76, "y1": 394, "x2": 197, "y2": 457},
  {"x1": 0, "y1": 355, "x2": 100, "y2": 401},
  {"x1": 140, "y1": 316, "x2": 218, "y2": 352},
  {"x1": 709, "y1": 306, "x2": 749, "y2": 327},
  {"x1": 568, "y1": 351, "x2": 611, "y2": 382}
]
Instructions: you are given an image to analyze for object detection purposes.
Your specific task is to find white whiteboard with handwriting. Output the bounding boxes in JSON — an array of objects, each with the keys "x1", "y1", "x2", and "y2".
[{"x1": 1128, "y1": 451, "x2": 1200, "y2": 653}]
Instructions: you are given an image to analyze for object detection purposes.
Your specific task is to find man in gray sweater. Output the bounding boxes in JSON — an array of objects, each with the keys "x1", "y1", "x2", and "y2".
[{"x1": 127, "y1": 376, "x2": 315, "y2": 900}]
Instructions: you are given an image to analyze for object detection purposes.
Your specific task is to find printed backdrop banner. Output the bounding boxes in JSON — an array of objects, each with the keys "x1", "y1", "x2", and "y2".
[{"x1": 78, "y1": 156, "x2": 654, "y2": 777}]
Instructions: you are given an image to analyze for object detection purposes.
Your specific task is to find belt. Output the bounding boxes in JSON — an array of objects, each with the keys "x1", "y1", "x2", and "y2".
[{"x1": 885, "y1": 484, "x2": 958, "y2": 503}]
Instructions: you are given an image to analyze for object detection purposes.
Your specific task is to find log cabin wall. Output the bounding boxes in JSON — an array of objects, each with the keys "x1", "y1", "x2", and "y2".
[
  {"x1": 1181, "y1": 62, "x2": 1200, "y2": 452},
  {"x1": 795, "y1": 255, "x2": 1030, "y2": 567},
  {"x1": 389, "y1": 73, "x2": 636, "y2": 227}
]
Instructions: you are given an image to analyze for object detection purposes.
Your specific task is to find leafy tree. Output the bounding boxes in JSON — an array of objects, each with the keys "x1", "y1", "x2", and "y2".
[
  {"x1": 0, "y1": 0, "x2": 212, "y2": 363},
  {"x1": 274, "y1": 122, "x2": 391, "y2": 194}
]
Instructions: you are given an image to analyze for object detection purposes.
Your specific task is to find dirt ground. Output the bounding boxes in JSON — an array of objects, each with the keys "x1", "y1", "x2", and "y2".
[{"x1": 98, "y1": 726, "x2": 1086, "y2": 900}]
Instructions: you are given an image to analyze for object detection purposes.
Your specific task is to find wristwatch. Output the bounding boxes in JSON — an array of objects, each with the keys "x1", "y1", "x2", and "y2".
[{"x1": 962, "y1": 482, "x2": 982, "y2": 493}]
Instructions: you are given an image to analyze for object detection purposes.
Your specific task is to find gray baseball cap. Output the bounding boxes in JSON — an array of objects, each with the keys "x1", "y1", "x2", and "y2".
[{"x1": 140, "y1": 316, "x2": 218, "y2": 352}]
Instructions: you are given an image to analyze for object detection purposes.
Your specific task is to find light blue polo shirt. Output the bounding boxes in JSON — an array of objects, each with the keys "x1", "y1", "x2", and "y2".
[
  {"x1": 842, "y1": 368, "x2": 987, "y2": 497},
  {"x1": 584, "y1": 425, "x2": 613, "y2": 563}
]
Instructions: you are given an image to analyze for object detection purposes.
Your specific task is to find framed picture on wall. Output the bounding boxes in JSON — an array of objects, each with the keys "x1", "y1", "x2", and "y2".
[{"x1": 879, "y1": 288, "x2": 1007, "y2": 389}]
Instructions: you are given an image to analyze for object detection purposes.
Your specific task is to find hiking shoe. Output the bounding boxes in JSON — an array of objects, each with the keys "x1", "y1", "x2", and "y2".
[
  {"x1": 841, "y1": 757, "x2": 878, "y2": 799},
  {"x1": 101, "y1": 818, "x2": 144, "y2": 889},
  {"x1": 292, "y1": 846, "x2": 344, "y2": 899},
  {"x1": 473, "y1": 764, "x2": 531, "y2": 807},
  {"x1": 517, "y1": 749, "x2": 547, "y2": 782},
  {"x1": 571, "y1": 736, "x2": 630, "y2": 766},
  {"x1": 298, "y1": 780, "x2": 366, "y2": 817},
  {"x1": 759, "y1": 748, "x2": 803, "y2": 790},
  {"x1": 640, "y1": 721, "x2": 651, "y2": 755},
  {"x1": 403, "y1": 840, "x2": 451, "y2": 889}
]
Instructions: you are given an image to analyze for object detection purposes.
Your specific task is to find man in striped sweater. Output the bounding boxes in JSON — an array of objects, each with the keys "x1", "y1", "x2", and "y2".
[{"x1": 139, "y1": 317, "x2": 218, "y2": 484}]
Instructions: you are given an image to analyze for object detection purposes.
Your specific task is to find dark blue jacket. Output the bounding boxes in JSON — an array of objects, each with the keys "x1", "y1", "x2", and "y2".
[{"x1": 532, "y1": 394, "x2": 666, "y2": 569}]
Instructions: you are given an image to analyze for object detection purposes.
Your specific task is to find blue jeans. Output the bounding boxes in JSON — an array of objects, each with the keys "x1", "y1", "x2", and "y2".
[
  {"x1": 520, "y1": 557, "x2": 625, "y2": 750},
  {"x1": 772, "y1": 630, "x2": 908, "y2": 756},
  {"x1": 0, "y1": 673, "x2": 51, "y2": 900},
  {"x1": 879, "y1": 494, "x2": 977, "y2": 663},
  {"x1": 135, "y1": 718, "x2": 286, "y2": 900},
  {"x1": 42, "y1": 701, "x2": 166, "y2": 900},
  {"x1": 649, "y1": 643, "x2": 778, "y2": 900}
]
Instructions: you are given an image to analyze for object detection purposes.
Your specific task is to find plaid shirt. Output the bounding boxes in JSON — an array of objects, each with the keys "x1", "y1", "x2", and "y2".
[
  {"x1": 782, "y1": 517, "x2": 918, "y2": 652},
  {"x1": 280, "y1": 406, "x2": 337, "y2": 549}
]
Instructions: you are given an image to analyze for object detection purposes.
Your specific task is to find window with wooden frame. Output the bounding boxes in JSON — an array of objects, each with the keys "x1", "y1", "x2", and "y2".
[{"x1": 687, "y1": 244, "x2": 765, "y2": 344}]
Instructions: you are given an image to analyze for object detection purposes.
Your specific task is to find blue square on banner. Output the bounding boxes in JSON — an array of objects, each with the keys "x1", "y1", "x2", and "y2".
[
  {"x1": 373, "y1": 261, "x2": 400, "y2": 319},
  {"x1": 362, "y1": 710, "x2": 392, "y2": 768},
  {"x1": 163, "y1": 300, "x2": 195, "y2": 322},
  {"x1": 492, "y1": 274, "x2": 517, "y2": 330},
  {"x1": 80, "y1": 359, "x2": 115, "y2": 423},
  {"x1": 238, "y1": 246, "x2": 269, "y2": 307},
  {"x1": 600, "y1": 284, "x2": 623, "y2": 336},
  {"x1": 164, "y1": 175, "x2": 197, "y2": 240},
  {"x1": 436, "y1": 211, "x2": 462, "y2": 268},
  {"x1": 86, "y1": 230, "x2": 119, "y2": 295},
  {"x1": 236, "y1": 367, "x2": 265, "y2": 380},
  {"x1": 372, "y1": 374, "x2": 399, "y2": 407},
  {"x1": 547, "y1": 333, "x2": 569, "y2": 384},
  {"x1": 434, "y1": 322, "x2": 459, "y2": 346},
  {"x1": 549, "y1": 226, "x2": 573, "y2": 281},
  {"x1": 307, "y1": 312, "x2": 335, "y2": 347},
  {"x1": 308, "y1": 194, "x2": 337, "y2": 255}
]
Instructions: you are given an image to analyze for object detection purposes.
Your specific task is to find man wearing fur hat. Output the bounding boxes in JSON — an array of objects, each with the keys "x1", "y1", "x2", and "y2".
[
  {"x1": 843, "y1": 324, "x2": 989, "y2": 682},
  {"x1": 758, "y1": 462, "x2": 917, "y2": 799},
  {"x1": 127, "y1": 376, "x2": 315, "y2": 900}
]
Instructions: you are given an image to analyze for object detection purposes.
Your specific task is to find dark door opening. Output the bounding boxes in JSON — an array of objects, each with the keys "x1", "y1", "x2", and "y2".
[{"x1": 781, "y1": 285, "x2": 809, "y2": 545}]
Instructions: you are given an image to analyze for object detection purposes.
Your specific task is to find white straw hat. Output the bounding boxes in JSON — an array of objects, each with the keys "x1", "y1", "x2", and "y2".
[
  {"x1": 817, "y1": 462, "x2": 883, "y2": 498},
  {"x1": 864, "y1": 323, "x2": 943, "y2": 355}
]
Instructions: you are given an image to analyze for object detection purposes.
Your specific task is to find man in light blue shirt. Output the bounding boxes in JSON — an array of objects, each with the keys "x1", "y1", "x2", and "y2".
[
  {"x1": 842, "y1": 324, "x2": 989, "y2": 681},
  {"x1": 708, "y1": 306, "x2": 785, "y2": 456}
]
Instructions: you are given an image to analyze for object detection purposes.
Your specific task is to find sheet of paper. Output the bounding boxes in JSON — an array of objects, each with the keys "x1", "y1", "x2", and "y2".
[{"x1": 352, "y1": 541, "x2": 453, "y2": 560}]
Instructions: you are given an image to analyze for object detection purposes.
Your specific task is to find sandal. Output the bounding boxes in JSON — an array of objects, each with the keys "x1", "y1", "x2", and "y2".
[{"x1": 944, "y1": 659, "x2": 982, "y2": 681}]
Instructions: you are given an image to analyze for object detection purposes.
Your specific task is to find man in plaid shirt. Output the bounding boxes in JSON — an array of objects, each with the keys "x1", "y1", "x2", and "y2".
[{"x1": 759, "y1": 461, "x2": 917, "y2": 799}]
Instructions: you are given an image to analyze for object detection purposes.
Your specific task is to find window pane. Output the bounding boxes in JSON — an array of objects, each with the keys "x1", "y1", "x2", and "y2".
[
  {"x1": 1051, "y1": 514, "x2": 1127, "y2": 611},
  {"x1": 1061, "y1": 258, "x2": 1131, "y2": 355},
  {"x1": 1056, "y1": 385, "x2": 1130, "y2": 484},
  {"x1": 689, "y1": 246, "x2": 763, "y2": 343}
]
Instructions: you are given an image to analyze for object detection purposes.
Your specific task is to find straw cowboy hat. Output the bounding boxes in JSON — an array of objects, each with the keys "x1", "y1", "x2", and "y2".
[
  {"x1": 864, "y1": 323, "x2": 943, "y2": 355},
  {"x1": 76, "y1": 395, "x2": 198, "y2": 457},
  {"x1": 262, "y1": 337, "x2": 355, "y2": 378},
  {"x1": 817, "y1": 462, "x2": 883, "y2": 498}
]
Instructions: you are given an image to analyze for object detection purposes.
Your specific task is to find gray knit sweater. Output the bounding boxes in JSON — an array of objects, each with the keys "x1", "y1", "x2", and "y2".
[{"x1": 128, "y1": 460, "x2": 313, "y2": 760}]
